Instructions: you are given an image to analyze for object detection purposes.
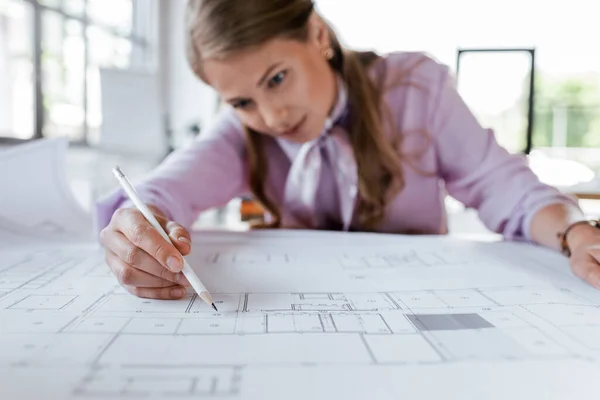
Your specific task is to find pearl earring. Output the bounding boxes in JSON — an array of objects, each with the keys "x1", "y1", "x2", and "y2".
[{"x1": 323, "y1": 48, "x2": 334, "y2": 60}]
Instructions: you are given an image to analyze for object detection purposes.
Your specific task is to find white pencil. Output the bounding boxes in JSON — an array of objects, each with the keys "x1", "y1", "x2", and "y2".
[{"x1": 112, "y1": 166, "x2": 217, "y2": 311}]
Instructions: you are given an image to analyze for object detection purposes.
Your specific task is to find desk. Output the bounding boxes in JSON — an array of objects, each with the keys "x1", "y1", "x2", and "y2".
[{"x1": 572, "y1": 190, "x2": 600, "y2": 201}]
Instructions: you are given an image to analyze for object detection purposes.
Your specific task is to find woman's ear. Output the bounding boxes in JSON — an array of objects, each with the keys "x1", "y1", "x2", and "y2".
[{"x1": 308, "y1": 13, "x2": 331, "y2": 50}]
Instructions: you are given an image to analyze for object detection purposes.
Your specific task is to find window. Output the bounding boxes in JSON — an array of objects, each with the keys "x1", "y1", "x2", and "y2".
[
  {"x1": 88, "y1": 0, "x2": 132, "y2": 35},
  {"x1": 0, "y1": 0, "x2": 35, "y2": 139},
  {"x1": 455, "y1": 49, "x2": 535, "y2": 155},
  {"x1": 0, "y1": 0, "x2": 157, "y2": 144},
  {"x1": 42, "y1": 10, "x2": 86, "y2": 140},
  {"x1": 317, "y1": 0, "x2": 600, "y2": 182},
  {"x1": 39, "y1": 0, "x2": 85, "y2": 16}
]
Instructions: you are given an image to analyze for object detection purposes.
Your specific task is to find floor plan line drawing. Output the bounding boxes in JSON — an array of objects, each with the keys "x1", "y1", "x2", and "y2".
[
  {"x1": 207, "y1": 251, "x2": 292, "y2": 266},
  {"x1": 5, "y1": 304, "x2": 582, "y2": 366},
  {"x1": 359, "y1": 333, "x2": 377, "y2": 364},
  {"x1": 57, "y1": 316, "x2": 81, "y2": 334},
  {"x1": 4, "y1": 241, "x2": 600, "y2": 399},
  {"x1": 201, "y1": 248, "x2": 493, "y2": 271},
  {"x1": 336, "y1": 248, "x2": 496, "y2": 270},
  {"x1": 520, "y1": 303, "x2": 600, "y2": 354},
  {"x1": 413, "y1": 329, "x2": 448, "y2": 363},
  {"x1": 89, "y1": 331, "x2": 122, "y2": 368},
  {"x1": 73, "y1": 366, "x2": 243, "y2": 398},
  {"x1": 242, "y1": 293, "x2": 249, "y2": 313},
  {"x1": 379, "y1": 313, "x2": 394, "y2": 333},
  {"x1": 83, "y1": 287, "x2": 599, "y2": 317},
  {"x1": 0, "y1": 252, "x2": 81, "y2": 295},
  {"x1": 474, "y1": 288, "x2": 503, "y2": 307},
  {"x1": 81, "y1": 293, "x2": 111, "y2": 314},
  {"x1": 7, "y1": 294, "x2": 79, "y2": 311},
  {"x1": 186, "y1": 294, "x2": 197, "y2": 314},
  {"x1": 318, "y1": 314, "x2": 327, "y2": 333},
  {"x1": 382, "y1": 292, "x2": 402, "y2": 309}
]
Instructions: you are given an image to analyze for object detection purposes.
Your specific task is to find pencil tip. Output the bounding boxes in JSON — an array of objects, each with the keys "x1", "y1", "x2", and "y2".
[{"x1": 212, "y1": 303, "x2": 218, "y2": 312}]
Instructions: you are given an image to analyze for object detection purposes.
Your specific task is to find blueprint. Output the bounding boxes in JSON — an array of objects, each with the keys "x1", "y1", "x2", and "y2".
[
  {"x1": 0, "y1": 138, "x2": 93, "y2": 246},
  {"x1": 1, "y1": 231, "x2": 600, "y2": 399}
]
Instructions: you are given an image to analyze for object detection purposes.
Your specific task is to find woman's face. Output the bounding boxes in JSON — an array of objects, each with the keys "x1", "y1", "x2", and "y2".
[{"x1": 202, "y1": 19, "x2": 337, "y2": 143}]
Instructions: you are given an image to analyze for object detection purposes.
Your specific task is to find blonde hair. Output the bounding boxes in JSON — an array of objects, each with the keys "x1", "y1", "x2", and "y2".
[{"x1": 186, "y1": 0, "x2": 413, "y2": 230}]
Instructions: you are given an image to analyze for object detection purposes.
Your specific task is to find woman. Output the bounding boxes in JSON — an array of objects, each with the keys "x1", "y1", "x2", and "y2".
[{"x1": 97, "y1": 0, "x2": 600, "y2": 300}]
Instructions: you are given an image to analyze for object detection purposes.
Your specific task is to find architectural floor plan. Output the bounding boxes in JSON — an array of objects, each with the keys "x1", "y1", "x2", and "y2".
[{"x1": 2, "y1": 233, "x2": 600, "y2": 399}]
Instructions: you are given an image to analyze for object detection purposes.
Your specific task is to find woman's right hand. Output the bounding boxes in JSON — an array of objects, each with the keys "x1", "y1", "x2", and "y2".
[{"x1": 99, "y1": 205, "x2": 192, "y2": 300}]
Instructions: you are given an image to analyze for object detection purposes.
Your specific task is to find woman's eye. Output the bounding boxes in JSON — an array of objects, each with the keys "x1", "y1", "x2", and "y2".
[
  {"x1": 233, "y1": 99, "x2": 252, "y2": 109},
  {"x1": 268, "y1": 70, "x2": 287, "y2": 88}
]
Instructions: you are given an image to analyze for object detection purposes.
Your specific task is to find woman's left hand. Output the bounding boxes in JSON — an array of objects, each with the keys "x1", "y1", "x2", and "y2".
[{"x1": 567, "y1": 223, "x2": 600, "y2": 289}]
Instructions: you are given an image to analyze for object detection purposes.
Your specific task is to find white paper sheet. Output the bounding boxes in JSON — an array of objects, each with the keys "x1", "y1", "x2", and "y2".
[
  {"x1": 2, "y1": 231, "x2": 600, "y2": 399},
  {"x1": 0, "y1": 138, "x2": 93, "y2": 245}
]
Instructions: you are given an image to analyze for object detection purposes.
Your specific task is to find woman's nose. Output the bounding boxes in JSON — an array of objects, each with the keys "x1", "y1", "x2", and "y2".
[{"x1": 262, "y1": 105, "x2": 290, "y2": 131}]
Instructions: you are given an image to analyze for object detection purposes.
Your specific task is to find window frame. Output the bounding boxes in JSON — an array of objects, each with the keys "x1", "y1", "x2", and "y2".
[
  {"x1": 0, "y1": 0, "x2": 150, "y2": 145},
  {"x1": 455, "y1": 47, "x2": 536, "y2": 155}
]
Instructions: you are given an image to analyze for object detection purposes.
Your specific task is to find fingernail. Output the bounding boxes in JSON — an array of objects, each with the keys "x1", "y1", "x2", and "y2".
[
  {"x1": 178, "y1": 236, "x2": 191, "y2": 245},
  {"x1": 175, "y1": 273, "x2": 190, "y2": 286},
  {"x1": 171, "y1": 288, "x2": 185, "y2": 298},
  {"x1": 167, "y1": 256, "x2": 182, "y2": 271}
]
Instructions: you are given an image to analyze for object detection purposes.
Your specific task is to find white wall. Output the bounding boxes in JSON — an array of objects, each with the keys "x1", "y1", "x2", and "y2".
[
  {"x1": 162, "y1": 0, "x2": 219, "y2": 148},
  {"x1": 0, "y1": 15, "x2": 10, "y2": 135},
  {"x1": 315, "y1": 0, "x2": 600, "y2": 76}
]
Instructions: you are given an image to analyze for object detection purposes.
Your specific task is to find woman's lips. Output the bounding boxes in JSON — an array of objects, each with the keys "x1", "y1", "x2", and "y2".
[{"x1": 280, "y1": 115, "x2": 306, "y2": 137}]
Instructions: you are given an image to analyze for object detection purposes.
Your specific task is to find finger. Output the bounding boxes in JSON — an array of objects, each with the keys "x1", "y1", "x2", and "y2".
[
  {"x1": 571, "y1": 260, "x2": 600, "y2": 289},
  {"x1": 166, "y1": 221, "x2": 192, "y2": 256},
  {"x1": 144, "y1": 209, "x2": 191, "y2": 256},
  {"x1": 124, "y1": 284, "x2": 187, "y2": 300},
  {"x1": 106, "y1": 251, "x2": 180, "y2": 288},
  {"x1": 103, "y1": 230, "x2": 190, "y2": 286},
  {"x1": 150, "y1": 206, "x2": 170, "y2": 225},
  {"x1": 588, "y1": 245, "x2": 600, "y2": 264},
  {"x1": 112, "y1": 208, "x2": 184, "y2": 273}
]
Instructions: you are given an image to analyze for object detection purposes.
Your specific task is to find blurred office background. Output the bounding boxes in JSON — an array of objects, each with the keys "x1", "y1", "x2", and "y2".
[{"x1": 1, "y1": 0, "x2": 599, "y2": 230}]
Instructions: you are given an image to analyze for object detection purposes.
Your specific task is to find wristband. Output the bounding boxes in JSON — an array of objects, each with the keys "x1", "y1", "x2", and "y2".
[{"x1": 557, "y1": 219, "x2": 600, "y2": 257}]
